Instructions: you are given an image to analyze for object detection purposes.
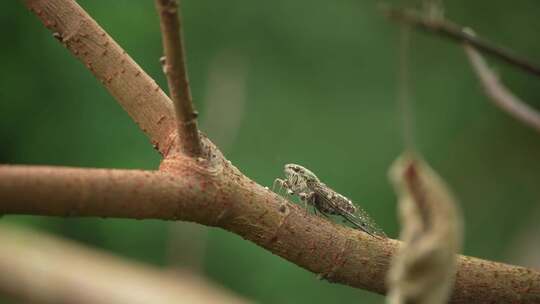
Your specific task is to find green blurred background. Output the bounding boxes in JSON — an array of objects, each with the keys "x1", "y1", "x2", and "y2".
[{"x1": 1, "y1": 0, "x2": 540, "y2": 303}]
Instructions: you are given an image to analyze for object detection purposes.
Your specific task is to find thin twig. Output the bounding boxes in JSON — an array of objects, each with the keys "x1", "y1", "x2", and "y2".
[
  {"x1": 382, "y1": 7, "x2": 540, "y2": 78},
  {"x1": 1, "y1": 163, "x2": 539, "y2": 303},
  {"x1": 155, "y1": 0, "x2": 203, "y2": 157},
  {"x1": 14, "y1": 1, "x2": 540, "y2": 302},
  {"x1": 464, "y1": 44, "x2": 540, "y2": 134}
]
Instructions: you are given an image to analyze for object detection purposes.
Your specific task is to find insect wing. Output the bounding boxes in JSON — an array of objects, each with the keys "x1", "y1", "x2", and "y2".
[
  {"x1": 310, "y1": 183, "x2": 386, "y2": 238},
  {"x1": 351, "y1": 204, "x2": 387, "y2": 238}
]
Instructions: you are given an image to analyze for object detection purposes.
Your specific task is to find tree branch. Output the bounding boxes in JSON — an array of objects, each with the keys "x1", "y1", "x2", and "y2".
[
  {"x1": 155, "y1": 0, "x2": 203, "y2": 157},
  {"x1": 1, "y1": 160, "x2": 539, "y2": 303},
  {"x1": 0, "y1": 165, "x2": 199, "y2": 220},
  {"x1": 0, "y1": 223, "x2": 250, "y2": 304},
  {"x1": 464, "y1": 44, "x2": 540, "y2": 134},
  {"x1": 12, "y1": 1, "x2": 540, "y2": 303},
  {"x1": 23, "y1": 0, "x2": 177, "y2": 156},
  {"x1": 382, "y1": 7, "x2": 540, "y2": 78}
]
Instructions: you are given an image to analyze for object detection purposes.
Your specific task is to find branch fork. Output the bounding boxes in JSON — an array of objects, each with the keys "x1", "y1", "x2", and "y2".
[{"x1": 1, "y1": 1, "x2": 538, "y2": 303}]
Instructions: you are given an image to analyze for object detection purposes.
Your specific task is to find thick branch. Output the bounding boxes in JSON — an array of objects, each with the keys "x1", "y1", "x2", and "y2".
[
  {"x1": 24, "y1": 0, "x2": 177, "y2": 155},
  {"x1": 0, "y1": 223, "x2": 249, "y2": 304},
  {"x1": 464, "y1": 44, "x2": 540, "y2": 134},
  {"x1": 13, "y1": 1, "x2": 540, "y2": 302},
  {"x1": 155, "y1": 0, "x2": 203, "y2": 157},
  {"x1": 1, "y1": 161, "x2": 538, "y2": 304},
  {"x1": 0, "y1": 165, "x2": 210, "y2": 221},
  {"x1": 382, "y1": 7, "x2": 540, "y2": 78}
]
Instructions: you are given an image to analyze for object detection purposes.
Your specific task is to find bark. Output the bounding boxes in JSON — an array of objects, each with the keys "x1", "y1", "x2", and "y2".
[
  {"x1": 1, "y1": 160, "x2": 539, "y2": 303},
  {"x1": 155, "y1": 0, "x2": 203, "y2": 157},
  {"x1": 7, "y1": 1, "x2": 540, "y2": 303},
  {"x1": 24, "y1": 0, "x2": 177, "y2": 156}
]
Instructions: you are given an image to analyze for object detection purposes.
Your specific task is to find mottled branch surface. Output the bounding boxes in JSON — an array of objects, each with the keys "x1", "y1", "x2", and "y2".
[
  {"x1": 155, "y1": 0, "x2": 203, "y2": 157},
  {"x1": 383, "y1": 7, "x2": 540, "y2": 78},
  {"x1": 1, "y1": 160, "x2": 539, "y2": 304},
  {"x1": 24, "y1": 0, "x2": 177, "y2": 156},
  {"x1": 6, "y1": 1, "x2": 540, "y2": 303},
  {"x1": 0, "y1": 223, "x2": 249, "y2": 304}
]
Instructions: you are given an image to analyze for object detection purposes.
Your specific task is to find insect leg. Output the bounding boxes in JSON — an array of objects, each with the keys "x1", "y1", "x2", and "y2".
[
  {"x1": 313, "y1": 207, "x2": 325, "y2": 217},
  {"x1": 316, "y1": 208, "x2": 329, "y2": 218},
  {"x1": 298, "y1": 192, "x2": 310, "y2": 216},
  {"x1": 272, "y1": 178, "x2": 288, "y2": 195},
  {"x1": 272, "y1": 178, "x2": 282, "y2": 192}
]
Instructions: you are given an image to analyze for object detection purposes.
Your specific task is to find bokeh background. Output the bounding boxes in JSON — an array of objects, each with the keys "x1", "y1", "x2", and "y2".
[{"x1": 2, "y1": 0, "x2": 540, "y2": 303}]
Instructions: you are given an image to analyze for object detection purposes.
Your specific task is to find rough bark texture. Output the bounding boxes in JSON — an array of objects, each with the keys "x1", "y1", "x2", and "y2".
[
  {"x1": 0, "y1": 223, "x2": 249, "y2": 304},
  {"x1": 24, "y1": 0, "x2": 177, "y2": 156},
  {"x1": 6, "y1": 1, "x2": 540, "y2": 303},
  {"x1": 2, "y1": 155, "x2": 539, "y2": 303},
  {"x1": 155, "y1": 0, "x2": 203, "y2": 157}
]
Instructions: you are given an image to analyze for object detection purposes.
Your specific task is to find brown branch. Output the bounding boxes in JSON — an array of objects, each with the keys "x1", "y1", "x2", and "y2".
[
  {"x1": 11, "y1": 1, "x2": 540, "y2": 303},
  {"x1": 464, "y1": 44, "x2": 540, "y2": 134},
  {"x1": 1, "y1": 160, "x2": 539, "y2": 304},
  {"x1": 155, "y1": 0, "x2": 203, "y2": 157},
  {"x1": 382, "y1": 7, "x2": 540, "y2": 78},
  {"x1": 0, "y1": 165, "x2": 199, "y2": 220},
  {"x1": 0, "y1": 223, "x2": 250, "y2": 304},
  {"x1": 23, "y1": 0, "x2": 177, "y2": 156}
]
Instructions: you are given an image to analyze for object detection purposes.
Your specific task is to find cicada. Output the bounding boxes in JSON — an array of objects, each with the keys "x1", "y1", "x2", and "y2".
[{"x1": 274, "y1": 163, "x2": 386, "y2": 238}]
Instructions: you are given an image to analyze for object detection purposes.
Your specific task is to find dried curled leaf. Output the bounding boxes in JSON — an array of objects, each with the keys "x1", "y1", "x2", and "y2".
[{"x1": 387, "y1": 154, "x2": 463, "y2": 304}]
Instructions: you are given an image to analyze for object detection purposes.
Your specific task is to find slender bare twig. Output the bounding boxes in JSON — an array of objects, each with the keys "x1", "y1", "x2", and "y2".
[
  {"x1": 0, "y1": 223, "x2": 250, "y2": 304},
  {"x1": 155, "y1": 0, "x2": 203, "y2": 157},
  {"x1": 1, "y1": 163, "x2": 539, "y2": 303},
  {"x1": 464, "y1": 44, "x2": 540, "y2": 134},
  {"x1": 23, "y1": 0, "x2": 177, "y2": 156},
  {"x1": 382, "y1": 7, "x2": 540, "y2": 78}
]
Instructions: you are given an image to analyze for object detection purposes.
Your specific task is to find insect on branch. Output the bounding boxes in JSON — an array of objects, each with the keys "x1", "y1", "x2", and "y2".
[{"x1": 274, "y1": 164, "x2": 387, "y2": 238}]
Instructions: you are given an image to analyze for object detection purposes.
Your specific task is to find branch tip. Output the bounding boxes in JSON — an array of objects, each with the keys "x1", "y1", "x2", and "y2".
[
  {"x1": 382, "y1": 6, "x2": 540, "y2": 78},
  {"x1": 464, "y1": 45, "x2": 540, "y2": 134}
]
